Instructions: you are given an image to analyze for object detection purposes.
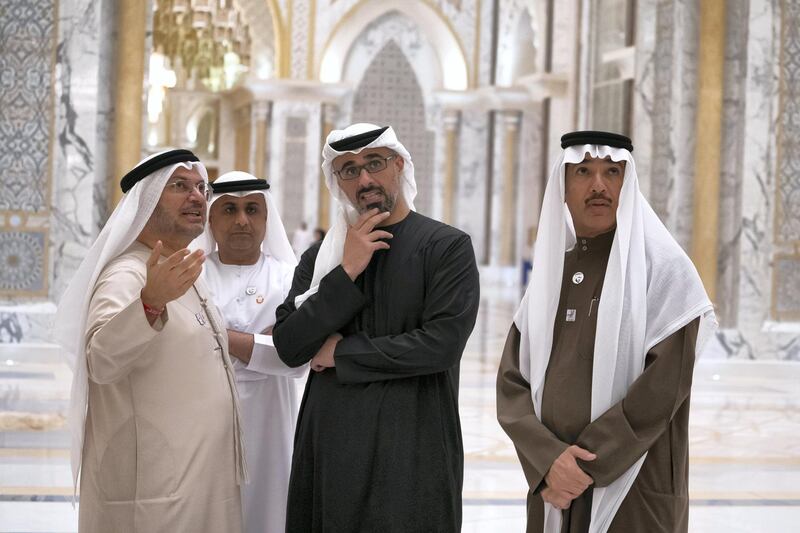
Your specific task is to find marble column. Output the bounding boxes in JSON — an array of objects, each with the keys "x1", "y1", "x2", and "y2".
[
  {"x1": 441, "y1": 111, "x2": 461, "y2": 226},
  {"x1": 632, "y1": 0, "x2": 699, "y2": 251},
  {"x1": 515, "y1": 103, "x2": 544, "y2": 269},
  {"x1": 499, "y1": 112, "x2": 522, "y2": 266},
  {"x1": 233, "y1": 104, "x2": 252, "y2": 172},
  {"x1": 690, "y1": 0, "x2": 726, "y2": 302},
  {"x1": 319, "y1": 104, "x2": 338, "y2": 230},
  {"x1": 110, "y1": 0, "x2": 147, "y2": 207},
  {"x1": 456, "y1": 107, "x2": 490, "y2": 264},
  {"x1": 252, "y1": 101, "x2": 270, "y2": 179}
]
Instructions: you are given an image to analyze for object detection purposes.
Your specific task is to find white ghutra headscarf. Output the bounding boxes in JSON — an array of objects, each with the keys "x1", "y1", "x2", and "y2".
[
  {"x1": 294, "y1": 123, "x2": 417, "y2": 307},
  {"x1": 191, "y1": 171, "x2": 297, "y2": 268},
  {"x1": 514, "y1": 142, "x2": 717, "y2": 533}
]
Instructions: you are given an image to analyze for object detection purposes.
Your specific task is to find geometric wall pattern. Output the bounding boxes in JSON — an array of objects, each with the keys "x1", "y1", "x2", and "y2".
[
  {"x1": 774, "y1": 256, "x2": 800, "y2": 319},
  {"x1": 0, "y1": 0, "x2": 55, "y2": 212},
  {"x1": 776, "y1": 0, "x2": 800, "y2": 243},
  {"x1": 351, "y1": 40, "x2": 435, "y2": 216},
  {"x1": 0, "y1": 0, "x2": 55, "y2": 297},
  {"x1": 0, "y1": 231, "x2": 46, "y2": 292},
  {"x1": 282, "y1": 116, "x2": 308, "y2": 232}
]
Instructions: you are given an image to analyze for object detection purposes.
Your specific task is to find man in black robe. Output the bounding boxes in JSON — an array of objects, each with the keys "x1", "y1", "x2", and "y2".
[{"x1": 273, "y1": 123, "x2": 480, "y2": 532}]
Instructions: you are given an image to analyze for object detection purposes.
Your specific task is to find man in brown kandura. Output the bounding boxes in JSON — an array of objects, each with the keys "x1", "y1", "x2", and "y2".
[{"x1": 497, "y1": 131, "x2": 717, "y2": 533}]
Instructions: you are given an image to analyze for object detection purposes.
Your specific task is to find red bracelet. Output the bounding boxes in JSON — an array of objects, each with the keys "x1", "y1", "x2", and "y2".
[{"x1": 142, "y1": 301, "x2": 165, "y2": 316}]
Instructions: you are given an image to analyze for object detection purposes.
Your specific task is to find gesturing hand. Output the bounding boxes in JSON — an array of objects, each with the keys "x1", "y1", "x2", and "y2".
[
  {"x1": 140, "y1": 241, "x2": 205, "y2": 310},
  {"x1": 544, "y1": 445, "x2": 596, "y2": 498},
  {"x1": 341, "y1": 208, "x2": 393, "y2": 281},
  {"x1": 310, "y1": 334, "x2": 343, "y2": 372}
]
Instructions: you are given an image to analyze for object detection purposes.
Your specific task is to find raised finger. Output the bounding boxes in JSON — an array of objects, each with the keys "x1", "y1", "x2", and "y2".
[
  {"x1": 177, "y1": 261, "x2": 204, "y2": 284},
  {"x1": 352, "y1": 208, "x2": 380, "y2": 230},
  {"x1": 165, "y1": 248, "x2": 192, "y2": 268},
  {"x1": 173, "y1": 251, "x2": 205, "y2": 274},
  {"x1": 366, "y1": 230, "x2": 393, "y2": 241},
  {"x1": 182, "y1": 252, "x2": 206, "y2": 271},
  {"x1": 147, "y1": 241, "x2": 163, "y2": 267},
  {"x1": 360, "y1": 210, "x2": 391, "y2": 233}
]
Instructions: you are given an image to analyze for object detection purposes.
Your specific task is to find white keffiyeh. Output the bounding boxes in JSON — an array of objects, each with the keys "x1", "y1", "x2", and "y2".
[
  {"x1": 191, "y1": 170, "x2": 297, "y2": 268},
  {"x1": 294, "y1": 123, "x2": 417, "y2": 307},
  {"x1": 53, "y1": 152, "x2": 209, "y2": 492},
  {"x1": 514, "y1": 144, "x2": 717, "y2": 533}
]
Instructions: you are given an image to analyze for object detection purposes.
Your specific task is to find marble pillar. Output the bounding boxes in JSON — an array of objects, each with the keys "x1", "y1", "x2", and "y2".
[
  {"x1": 690, "y1": 0, "x2": 726, "y2": 302},
  {"x1": 252, "y1": 101, "x2": 270, "y2": 179},
  {"x1": 498, "y1": 112, "x2": 522, "y2": 267},
  {"x1": 268, "y1": 101, "x2": 322, "y2": 233},
  {"x1": 319, "y1": 104, "x2": 338, "y2": 230},
  {"x1": 110, "y1": 0, "x2": 146, "y2": 207},
  {"x1": 442, "y1": 111, "x2": 461, "y2": 226},
  {"x1": 516, "y1": 104, "x2": 544, "y2": 269},
  {"x1": 715, "y1": 0, "x2": 750, "y2": 328},
  {"x1": 456, "y1": 108, "x2": 490, "y2": 263}
]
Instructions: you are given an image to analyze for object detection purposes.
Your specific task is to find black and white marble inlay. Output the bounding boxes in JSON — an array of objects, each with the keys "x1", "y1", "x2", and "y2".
[
  {"x1": 0, "y1": 231, "x2": 46, "y2": 292},
  {"x1": 0, "y1": 0, "x2": 56, "y2": 212}
]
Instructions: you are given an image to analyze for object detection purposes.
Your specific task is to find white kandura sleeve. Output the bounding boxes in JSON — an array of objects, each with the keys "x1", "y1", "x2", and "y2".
[{"x1": 246, "y1": 333, "x2": 308, "y2": 377}]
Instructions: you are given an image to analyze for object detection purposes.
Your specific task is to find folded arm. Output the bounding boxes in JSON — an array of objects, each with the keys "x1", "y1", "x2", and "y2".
[{"x1": 333, "y1": 235, "x2": 480, "y2": 384}]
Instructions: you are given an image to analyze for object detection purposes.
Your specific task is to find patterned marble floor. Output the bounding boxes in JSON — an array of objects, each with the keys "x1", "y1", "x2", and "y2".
[{"x1": 1, "y1": 282, "x2": 799, "y2": 532}]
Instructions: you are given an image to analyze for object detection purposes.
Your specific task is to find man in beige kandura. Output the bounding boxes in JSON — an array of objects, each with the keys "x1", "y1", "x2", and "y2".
[{"x1": 55, "y1": 149, "x2": 245, "y2": 533}]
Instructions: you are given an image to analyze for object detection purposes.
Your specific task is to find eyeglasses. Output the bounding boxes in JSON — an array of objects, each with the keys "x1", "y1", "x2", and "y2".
[
  {"x1": 165, "y1": 179, "x2": 211, "y2": 200},
  {"x1": 334, "y1": 155, "x2": 397, "y2": 180}
]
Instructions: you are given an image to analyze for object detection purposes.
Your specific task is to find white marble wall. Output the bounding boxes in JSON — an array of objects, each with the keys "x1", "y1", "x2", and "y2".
[
  {"x1": 455, "y1": 109, "x2": 490, "y2": 263},
  {"x1": 428, "y1": 105, "x2": 450, "y2": 223},
  {"x1": 716, "y1": 0, "x2": 750, "y2": 328},
  {"x1": 546, "y1": 0, "x2": 580, "y2": 167},
  {"x1": 488, "y1": 112, "x2": 507, "y2": 266},
  {"x1": 632, "y1": 0, "x2": 800, "y2": 359},
  {"x1": 494, "y1": 0, "x2": 530, "y2": 87},
  {"x1": 1, "y1": 0, "x2": 112, "y2": 348},
  {"x1": 716, "y1": 0, "x2": 799, "y2": 360},
  {"x1": 516, "y1": 104, "x2": 544, "y2": 266},
  {"x1": 638, "y1": 0, "x2": 699, "y2": 251},
  {"x1": 631, "y1": 0, "x2": 657, "y2": 200}
]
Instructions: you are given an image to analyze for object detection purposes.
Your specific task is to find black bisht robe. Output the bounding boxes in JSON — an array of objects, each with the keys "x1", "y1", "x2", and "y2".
[{"x1": 273, "y1": 211, "x2": 480, "y2": 533}]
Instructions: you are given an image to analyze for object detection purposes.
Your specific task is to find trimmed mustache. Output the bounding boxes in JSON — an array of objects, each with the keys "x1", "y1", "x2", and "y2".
[
  {"x1": 358, "y1": 185, "x2": 385, "y2": 197},
  {"x1": 585, "y1": 192, "x2": 611, "y2": 205}
]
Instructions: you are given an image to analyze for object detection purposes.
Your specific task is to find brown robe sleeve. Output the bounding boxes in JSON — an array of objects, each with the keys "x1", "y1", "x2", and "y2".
[
  {"x1": 496, "y1": 324, "x2": 570, "y2": 493},
  {"x1": 575, "y1": 317, "x2": 700, "y2": 487}
]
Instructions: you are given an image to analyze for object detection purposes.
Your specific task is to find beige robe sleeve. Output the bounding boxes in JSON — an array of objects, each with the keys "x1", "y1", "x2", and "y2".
[
  {"x1": 575, "y1": 318, "x2": 699, "y2": 487},
  {"x1": 496, "y1": 324, "x2": 570, "y2": 493},
  {"x1": 85, "y1": 265, "x2": 169, "y2": 385}
]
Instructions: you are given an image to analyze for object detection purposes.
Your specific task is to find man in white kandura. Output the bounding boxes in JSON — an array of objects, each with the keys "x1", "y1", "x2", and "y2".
[
  {"x1": 55, "y1": 150, "x2": 245, "y2": 533},
  {"x1": 193, "y1": 171, "x2": 306, "y2": 533}
]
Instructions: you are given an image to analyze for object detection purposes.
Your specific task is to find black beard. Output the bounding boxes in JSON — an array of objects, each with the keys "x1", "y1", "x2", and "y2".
[{"x1": 356, "y1": 185, "x2": 396, "y2": 215}]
